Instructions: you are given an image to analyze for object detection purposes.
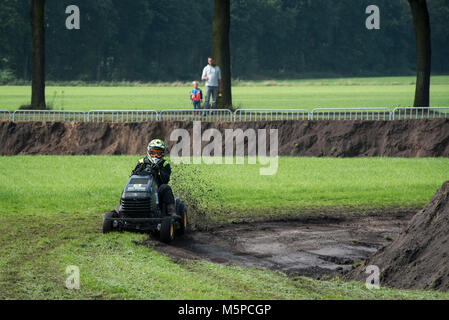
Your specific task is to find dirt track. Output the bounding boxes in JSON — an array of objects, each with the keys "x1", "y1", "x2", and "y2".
[
  {"x1": 1, "y1": 119, "x2": 449, "y2": 157},
  {"x1": 143, "y1": 212, "x2": 413, "y2": 279}
]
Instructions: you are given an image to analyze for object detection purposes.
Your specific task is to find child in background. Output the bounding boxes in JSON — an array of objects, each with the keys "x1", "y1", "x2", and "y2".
[{"x1": 190, "y1": 81, "x2": 203, "y2": 116}]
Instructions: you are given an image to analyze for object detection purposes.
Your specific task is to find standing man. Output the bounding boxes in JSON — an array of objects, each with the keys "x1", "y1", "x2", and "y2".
[{"x1": 202, "y1": 56, "x2": 222, "y2": 113}]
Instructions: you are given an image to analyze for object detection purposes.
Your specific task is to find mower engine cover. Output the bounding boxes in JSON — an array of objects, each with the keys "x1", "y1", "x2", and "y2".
[{"x1": 119, "y1": 175, "x2": 160, "y2": 218}]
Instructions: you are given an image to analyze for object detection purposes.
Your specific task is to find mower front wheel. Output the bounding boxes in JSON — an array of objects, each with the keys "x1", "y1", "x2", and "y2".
[
  {"x1": 102, "y1": 211, "x2": 117, "y2": 233},
  {"x1": 160, "y1": 218, "x2": 175, "y2": 243}
]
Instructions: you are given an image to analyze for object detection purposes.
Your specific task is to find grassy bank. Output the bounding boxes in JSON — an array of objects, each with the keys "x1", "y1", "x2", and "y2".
[{"x1": 1, "y1": 76, "x2": 448, "y2": 111}]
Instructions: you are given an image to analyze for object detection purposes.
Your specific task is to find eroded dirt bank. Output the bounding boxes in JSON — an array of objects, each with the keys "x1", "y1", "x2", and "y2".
[
  {"x1": 143, "y1": 212, "x2": 413, "y2": 279},
  {"x1": 349, "y1": 181, "x2": 449, "y2": 292},
  {"x1": 1, "y1": 119, "x2": 449, "y2": 156}
]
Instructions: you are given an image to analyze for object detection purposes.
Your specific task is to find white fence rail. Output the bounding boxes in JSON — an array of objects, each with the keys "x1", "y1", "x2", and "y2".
[
  {"x1": 3, "y1": 107, "x2": 449, "y2": 122},
  {"x1": 159, "y1": 109, "x2": 234, "y2": 121},
  {"x1": 0, "y1": 110, "x2": 11, "y2": 121},
  {"x1": 392, "y1": 107, "x2": 449, "y2": 120},
  {"x1": 87, "y1": 110, "x2": 158, "y2": 123},
  {"x1": 311, "y1": 108, "x2": 391, "y2": 120},
  {"x1": 235, "y1": 109, "x2": 309, "y2": 121},
  {"x1": 12, "y1": 110, "x2": 86, "y2": 122}
]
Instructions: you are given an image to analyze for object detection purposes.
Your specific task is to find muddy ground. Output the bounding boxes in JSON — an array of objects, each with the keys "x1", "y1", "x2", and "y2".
[
  {"x1": 1, "y1": 119, "x2": 449, "y2": 157},
  {"x1": 143, "y1": 212, "x2": 413, "y2": 279}
]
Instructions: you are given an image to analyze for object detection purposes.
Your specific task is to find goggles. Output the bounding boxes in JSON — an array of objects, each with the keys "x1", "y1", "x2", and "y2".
[{"x1": 149, "y1": 148, "x2": 164, "y2": 158}]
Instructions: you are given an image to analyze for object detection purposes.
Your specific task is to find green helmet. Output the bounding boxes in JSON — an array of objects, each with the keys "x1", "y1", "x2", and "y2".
[{"x1": 147, "y1": 139, "x2": 166, "y2": 159}]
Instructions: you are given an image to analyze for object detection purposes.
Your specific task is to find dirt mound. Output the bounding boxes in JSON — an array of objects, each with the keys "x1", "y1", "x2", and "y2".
[
  {"x1": 348, "y1": 181, "x2": 449, "y2": 291},
  {"x1": 1, "y1": 119, "x2": 448, "y2": 157}
]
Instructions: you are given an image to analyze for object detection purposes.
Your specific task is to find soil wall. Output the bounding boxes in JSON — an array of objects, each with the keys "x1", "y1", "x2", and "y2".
[{"x1": 1, "y1": 120, "x2": 448, "y2": 157}]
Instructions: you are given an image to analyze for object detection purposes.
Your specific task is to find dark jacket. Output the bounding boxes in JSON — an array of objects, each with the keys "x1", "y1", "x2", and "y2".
[{"x1": 131, "y1": 156, "x2": 171, "y2": 186}]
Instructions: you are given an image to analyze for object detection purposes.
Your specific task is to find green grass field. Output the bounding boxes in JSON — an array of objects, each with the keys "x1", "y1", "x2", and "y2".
[
  {"x1": 1, "y1": 76, "x2": 448, "y2": 112},
  {"x1": 1, "y1": 156, "x2": 449, "y2": 299},
  {"x1": 1, "y1": 156, "x2": 448, "y2": 218}
]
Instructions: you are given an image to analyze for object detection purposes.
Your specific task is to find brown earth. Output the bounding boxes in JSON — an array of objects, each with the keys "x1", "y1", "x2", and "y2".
[
  {"x1": 142, "y1": 211, "x2": 413, "y2": 279},
  {"x1": 348, "y1": 181, "x2": 449, "y2": 292},
  {"x1": 1, "y1": 119, "x2": 449, "y2": 156}
]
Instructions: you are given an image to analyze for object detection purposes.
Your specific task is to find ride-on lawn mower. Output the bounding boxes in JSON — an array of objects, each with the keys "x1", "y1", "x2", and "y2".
[{"x1": 102, "y1": 175, "x2": 187, "y2": 243}]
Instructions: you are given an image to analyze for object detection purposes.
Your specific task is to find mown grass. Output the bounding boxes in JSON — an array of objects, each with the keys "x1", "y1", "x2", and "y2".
[
  {"x1": 173, "y1": 157, "x2": 449, "y2": 223},
  {"x1": 1, "y1": 155, "x2": 449, "y2": 299},
  {"x1": 1, "y1": 76, "x2": 448, "y2": 111},
  {"x1": 1, "y1": 156, "x2": 447, "y2": 219}
]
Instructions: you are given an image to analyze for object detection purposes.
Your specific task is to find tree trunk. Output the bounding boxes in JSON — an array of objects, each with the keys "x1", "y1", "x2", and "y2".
[
  {"x1": 23, "y1": 53, "x2": 29, "y2": 80},
  {"x1": 30, "y1": 0, "x2": 46, "y2": 109},
  {"x1": 212, "y1": 0, "x2": 232, "y2": 108},
  {"x1": 408, "y1": 0, "x2": 431, "y2": 108}
]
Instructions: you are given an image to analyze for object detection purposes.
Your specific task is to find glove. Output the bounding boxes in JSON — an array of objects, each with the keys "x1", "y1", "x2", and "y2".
[
  {"x1": 131, "y1": 163, "x2": 150, "y2": 177},
  {"x1": 130, "y1": 165, "x2": 142, "y2": 176}
]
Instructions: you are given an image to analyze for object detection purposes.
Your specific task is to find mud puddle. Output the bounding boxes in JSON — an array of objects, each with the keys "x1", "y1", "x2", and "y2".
[{"x1": 144, "y1": 213, "x2": 413, "y2": 279}]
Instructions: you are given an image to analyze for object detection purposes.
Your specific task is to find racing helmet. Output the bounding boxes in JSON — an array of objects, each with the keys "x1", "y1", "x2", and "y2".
[{"x1": 147, "y1": 139, "x2": 166, "y2": 163}]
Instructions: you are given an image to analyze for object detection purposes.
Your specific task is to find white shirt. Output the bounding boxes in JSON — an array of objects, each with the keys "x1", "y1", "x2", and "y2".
[{"x1": 202, "y1": 65, "x2": 222, "y2": 87}]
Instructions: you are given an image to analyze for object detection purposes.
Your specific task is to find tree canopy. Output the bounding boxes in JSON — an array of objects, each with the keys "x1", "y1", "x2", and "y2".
[{"x1": 0, "y1": 0, "x2": 448, "y2": 83}]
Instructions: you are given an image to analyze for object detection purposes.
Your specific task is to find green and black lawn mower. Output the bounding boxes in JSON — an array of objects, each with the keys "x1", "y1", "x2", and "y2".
[{"x1": 102, "y1": 175, "x2": 187, "y2": 243}]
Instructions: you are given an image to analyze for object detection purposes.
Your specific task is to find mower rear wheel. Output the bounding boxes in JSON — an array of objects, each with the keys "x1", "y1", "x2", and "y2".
[
  {"x1": 160, "y1": 218, "x2": 175, "y2": 243},
  {"x1": 102, "y1": 211, "x2": 117, "y2": 234}
]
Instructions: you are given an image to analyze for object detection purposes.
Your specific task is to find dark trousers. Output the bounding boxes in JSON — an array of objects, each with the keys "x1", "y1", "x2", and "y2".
[
  {"x1": 192, "y1": 100, "x2": 201, "y2": 111},
  {"x1": 203, "y1": 86, "x2": 218, "y2": 115},
  {"x1": 158, "y1": 184, "x2": 175, "y2": 214}
]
